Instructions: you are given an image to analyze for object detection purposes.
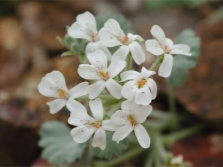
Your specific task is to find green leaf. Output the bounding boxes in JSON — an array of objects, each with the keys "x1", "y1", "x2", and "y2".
[
  {"x1": 56, "y1": 36, "x2": 67, "y2": 47},
  {"x1": 92, "y1": 131, "x2": 129, "y2": 160},
  {"x1": 208, "y1": 8, "x2": 223, "y2": 23},
  {"x1": 39, "y1": 121, "x2": 87, "y2": 165},
  {"x1": 167, "y1": 30, "x2": 200, "y2": 88},
  {"x1": 61, "y1": 50, "x2": 73, "y2": 57},
  {"x1": 146, "y1": 0, "x2": 208, "y2": 10},
  {"x1": 96, "y1": 12, "x2": 132, "y2": 34}
]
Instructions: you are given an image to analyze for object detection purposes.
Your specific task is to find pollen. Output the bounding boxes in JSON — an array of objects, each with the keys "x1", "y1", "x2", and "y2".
[
  {"x1": 128, "y1": 115, "x2": 137, "y2": 126},
  {"x1": 137, "y1": 79, "x2": 147, "y2": 89},
  {"x1": 98, "y1": 70, "x2": 109, "y2": 80},
  {"x1": 91, "y1": 121, "x2": 101, "y2": 129},
  {"x1": 118, "y1": 36, "x2": 129, "y2": 45},
  {"x1": 57, "y1": 88, "x2": 68, "y2": 99}
]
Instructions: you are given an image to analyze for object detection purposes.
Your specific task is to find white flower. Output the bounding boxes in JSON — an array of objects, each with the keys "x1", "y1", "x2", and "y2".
[
  {"x1": 145, "y1": 25, "x2": 192, "y2": 78},
  {"x1": 38, "y1": 71, "x2": 88, "y2": 114},
  {"x1": 121, "y1": 67, "x2": 157, "y2": 105},
  {"x1": 171, "y1": 155, "x2": 183, "y2": 165},
  {"x1": 110, "y1": 101, "x2": 152, "y2": 148},
  {"x1": 78, "y1": 50, "x2": 126, "y2": 99},
  {"x1": 68, "y1": 11, "x2": 111, "y2": 60},
  {"x1": 67, "y1": 98, "x2": 108, "y2": 150},
  {"x1": 99, "y1": 19, "x2": 145, "y2": 65}
]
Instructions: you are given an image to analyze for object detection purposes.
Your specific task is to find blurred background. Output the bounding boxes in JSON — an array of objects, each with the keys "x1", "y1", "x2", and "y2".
[{"x1": 0, "y1": 0, "x2": 223, "y2": 166}]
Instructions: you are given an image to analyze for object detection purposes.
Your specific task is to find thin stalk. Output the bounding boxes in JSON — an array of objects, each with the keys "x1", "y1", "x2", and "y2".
[
  {"x1": 162, "y1": 124, "x2": 206, "y2": 146},
  {"x1": 126, "y1": 53, "x2": 132, "y2": 70},
  {"x1": 149, "y1": 55, "x2": 164, "y2": 71},
  {"x1": 167, "y1": 85, "x2": 179, "y2": 129},
  {"x1": 95, "y1": 147, "x2": 145, "y2": 167}
]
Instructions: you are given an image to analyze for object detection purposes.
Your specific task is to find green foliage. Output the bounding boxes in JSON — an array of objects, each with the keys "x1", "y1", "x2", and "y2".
[
  {"x1": 92, "y1": 131, "x2": 129, "y2": 159},
  {"x1": 39, "y1": 121, "x2": 86, "y2": 166},
  {"x1": 96, "y1": 12, "x2": 132, "y2": 34},
  {"x1": 56, "y1": 35, "x2": 88, "y2": 56},
  {"x1": 167, "y1": 30, "x2": 200, "y2": 88},
  {"x1": 208, "y1": 8, "x2": 223, "y2": 23},
  {"x1": 146, "y1": 0, "x2": 208, "y2": 10}
]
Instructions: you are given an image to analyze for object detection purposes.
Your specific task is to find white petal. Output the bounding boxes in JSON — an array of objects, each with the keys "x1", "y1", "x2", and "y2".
[
  {"x1": 134, "y1": 88, "x2": 151, "y2": 105},
  {"x1": 141, "y1": 67, "x2": 156, "y2": 79},
  {"x1": 89, "y1": 98, "x2": 103, "y2": 121},
  {"x1": 121, "y1": 100, "x2": 139, "y2": 113},
  {"x1": 104, "y1": 19, "x2": 125, "y2": 38},
  {"x1": 121, "y1": 81, "x2": 137, "y2": 101},
  {"x1": 105, "y1": 79, "x2": 122, "y2": 99},
  {"x1": 46, "y1": 99, "x2": 66, "y2": 114},
  {"x1": 85, "y1": 42, "x2": 98, "y2": 54},
  {"x1": 110, "y1": 110, "x2": 128, "y2": 125},
  {"x1": 147, "y1": 78, "x2": 157, "y2": 99},
  {"x1": 71, "y1": 126, "x2": 96, "y2": 143},
  {"x1": 76, "y1": 11, "x2": 97, "y2": 30},
  {"x1": 92, "y1": 128, "x2": 106, "y2": 150},
  {"x1": 121, "y1": 71, "x2": 141, "y2": 82},
  {"x1": 88, "y1": 81, "x2": 105, "y2": 99},
  {"x1": 38, "y1": 77, "x2": 58, "y2": 98},
  {"x1": 158, "y1": 54, "x2": 173, "y2": 78},
  {"x1": 77, "y1": 64, "x2": 100, "y2": 80},
  {"x1": 134, "y1": 124, "x2": 150, "y2": 148},
  {"x1": 66, "y1": 98, "x2": 87, "y2": 113},
  {"x1": 165, "y1": 38, "x2": 174, "y2": 49},
  {"x1": 68, "y1": 22, "x2": 91, "y2": 41},
  {"x1": 99, "y1": 28, "x2": 122, "y2": 47},
  {"x1": 69, "y1": 82, "x2": 88, "y2": 99},
  {"x1": 145, "y1": 39, "x2": 164, "y2": 56},
  {"x1": 112, "y1": 124, "x2": 133, "y2": 143},
  {"x1": 68, "y1": 108, "x2": 95, "y2": 126},
  {"x1": 170, "y1": 44, "x2": 192, "y2": 56},
  {"x1": 112, "y1": 45, "x2": 129, "y2": 60},
  {"x1": 127, "y1": 33, "x2": 144, "y2": 42},
  {"x1": 129, "y1": 42, "x2": 145, "y2": 65},
  {"x1": 133, "y1": 105, "x2": 152, "y2": 123},
  {"x1": 87, "y1": 50, "x2": 107, "y2": 70},
  {"x1": 95, "y1": 42, "x2": 112, "y2": 60},
  {"x1": 151, "y1": 25, "x2": 165, "y2": 44},
  {"x1": 102, "y1": 120, "x2": 122, "y2": 131},
  {"x1": 45, "y1": 71, "x2": 68, "y2": 90},
  {"x1": 108, "y1": 56, "x2": 126, "y2": 78}
]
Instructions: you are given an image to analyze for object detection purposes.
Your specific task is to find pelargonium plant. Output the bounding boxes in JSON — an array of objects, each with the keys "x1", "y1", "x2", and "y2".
[{"x1": 38, "y1": 11, "x2": 201, "y2": 166}]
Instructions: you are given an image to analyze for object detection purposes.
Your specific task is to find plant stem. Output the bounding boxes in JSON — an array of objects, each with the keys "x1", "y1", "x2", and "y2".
[
  {"x1": 149, "y1": 55, "x2": 164, "y2": 71},
  {"x1": 97, "y1": 147, "x2": 145, "y2": 167},
  {"x1": 162, "y1": 124, "x2": 206, "y2": 146},
  {"x1": 126, "y1": 53, "x2": 132, "y2": 70}
]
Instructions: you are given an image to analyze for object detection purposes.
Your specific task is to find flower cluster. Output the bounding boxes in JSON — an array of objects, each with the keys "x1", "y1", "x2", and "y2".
[{"x1": 38, "y1": 11, "x2": 191, "y2": 150}]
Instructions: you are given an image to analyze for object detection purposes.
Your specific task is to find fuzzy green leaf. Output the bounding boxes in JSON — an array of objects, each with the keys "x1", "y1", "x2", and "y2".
[
  {"x1": 167, "y1": 30, "x2": 200, "y2": 88},
  {"x1": 96, "y1": 12, "x2": 132, "y2": 34},
  {"x1": 39, "y1": 121, "x2": 86, "y2": 166},
  {"x1": 61, "y1": 50, "x2": 74, "y2": 57},
  {"x1": 92, "y1": 131, "x2": 129, "y2": 160}
]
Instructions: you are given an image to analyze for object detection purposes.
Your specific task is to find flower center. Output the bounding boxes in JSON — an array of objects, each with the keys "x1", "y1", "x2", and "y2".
[
  {"x1": 90, "y1": 32, "x2": 99, "y2": 42},
  {"x1": 98, "y1": 70, "x2": 109, "y2": 80},
  {"x1": 118, "y1": 36, "x2": 129, "y2": 45},
  {"x1": 91, "y1": 121, "x2": 101, "y2": 129},
  {"x1": 57, "y1": 88, "x2": 69, "y2": 99},
  {"x1": 137, "y1": 79, "x2": 147, "y2": 88},
  {"x1": 163, "y1": 45, "x2": 171, "y2": 54},
  {"x1": 128, "y1": 115, "x2": 137, "y2": 126}
]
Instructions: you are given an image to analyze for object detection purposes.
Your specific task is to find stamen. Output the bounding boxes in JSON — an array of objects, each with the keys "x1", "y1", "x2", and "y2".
[
  {"x1": 118, "y1": 36, "x2": 129, "y2": 45},
  {"x1": 91, "y1": 121, "x2": 101, "y2": 129},
  {"x1": 128, "y1": 115, "x2": 137, "y2": 126},
  {"x1": 137, "y1": 79, "x2": 147, "y2": 89},
  {"x1": 57, "y1": 88, "x2": 69, "y2": 99},
  {"x1": 98, "y1": 70, "x2": 109, "y2": 80}
]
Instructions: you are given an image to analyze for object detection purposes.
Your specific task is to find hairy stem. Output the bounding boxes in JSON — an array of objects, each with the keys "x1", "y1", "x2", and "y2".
[
  {"x1": 149, "y1": 55, "x2": 164, "y2": 71},
  {"x1": 126, "y1": 53, "x2": 132, "y2": 71}
]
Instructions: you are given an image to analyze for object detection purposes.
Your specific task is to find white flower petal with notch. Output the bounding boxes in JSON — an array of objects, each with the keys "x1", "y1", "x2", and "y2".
[
  {"x1": 77, "y1": 64, "x2": 100, "y2": 80},
  {"x1": 129, "y1": 41, "x2": 145, "y2": 65},
  {"x1": 134, "y1": 124, "x2": 150, "y2": 148},
  {"x1": 158, "y1": 54, "x2": 173, "y2": 78},
  {"x1": 92, "y1": 128, "x2": 106, "y2": 150},
  {"x1": 151, "y1": 25, "x2": 166, "y2": 44},
  {"x1": 134, "y1": 87, "x2": 152, "y2": 105},
  {"x1": 46, "y1": 99, "x2": 67, "y2": 114},
  {"x1": 145, "y1": 39, "x2": 164, "y2": 56},
  {"x1": 70, "y1": 126, "x2": 96, "y2": 143},
  {"x1": 89, "y1": 98, "x2": 103, "y2": 121}
]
